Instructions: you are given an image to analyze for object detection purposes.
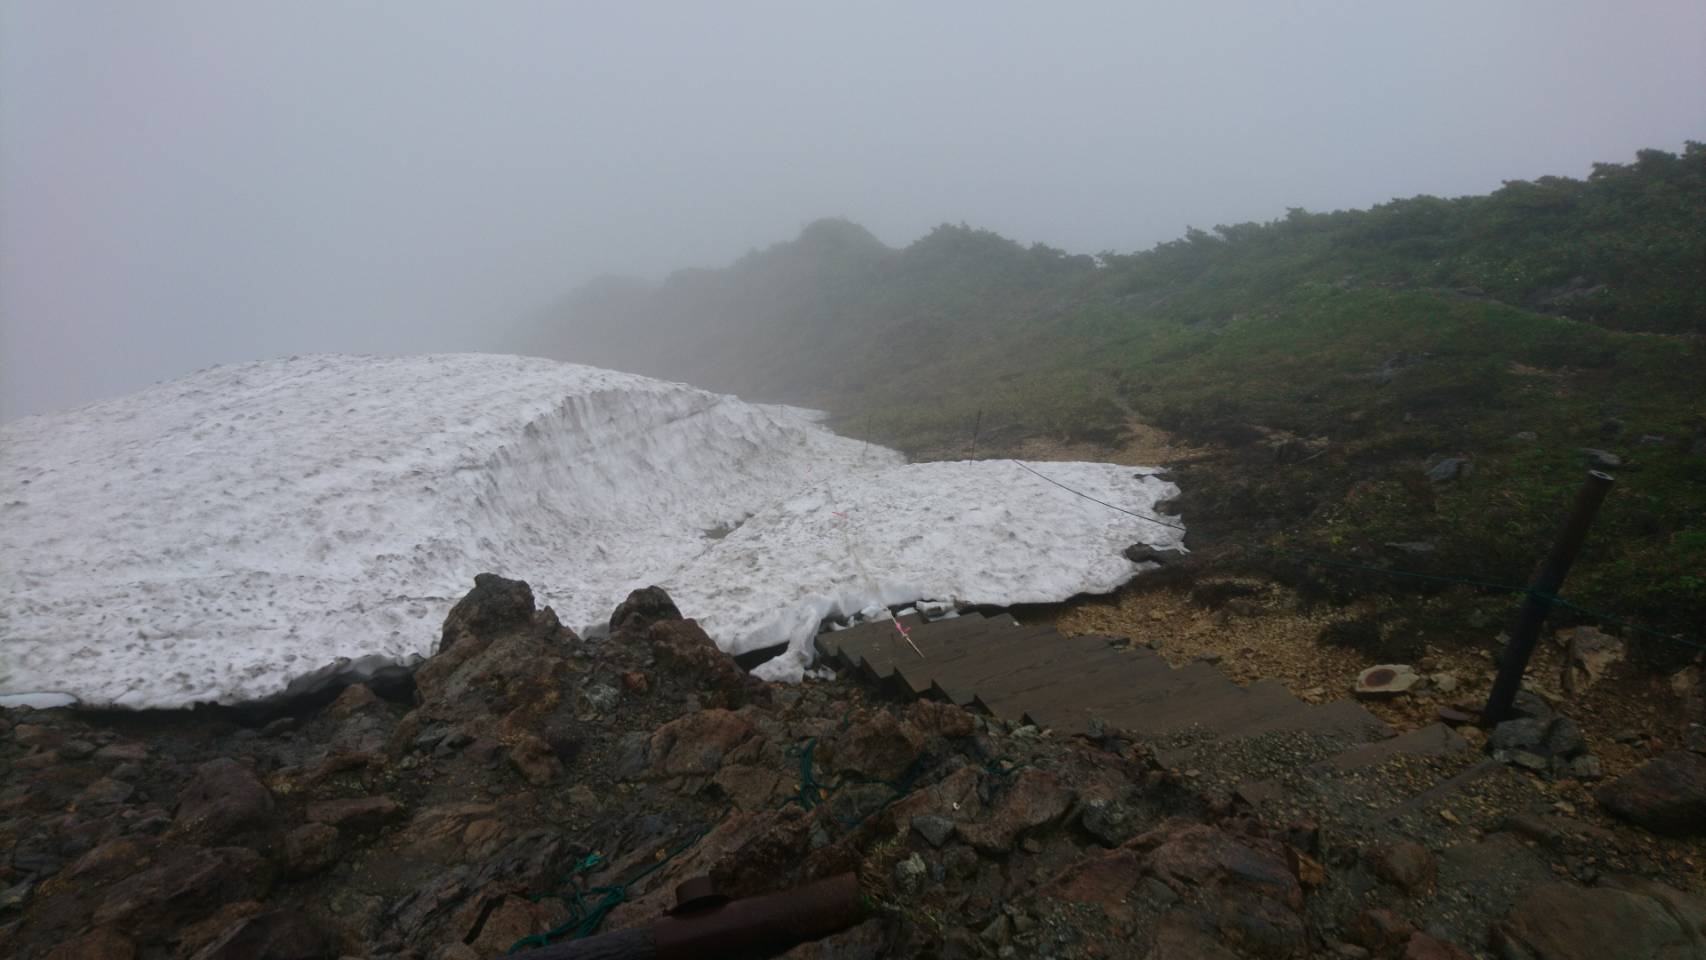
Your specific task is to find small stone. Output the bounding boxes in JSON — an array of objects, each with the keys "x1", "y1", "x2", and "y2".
[
  {"x1": 912, "y1": 814, "x2": 954, "y2": 848},
  {"x1": 1577, "y1": 448, "x2": 1622, "y2": 467},
  {"x1": 980, "y1": 914, "x2": 1010, "y2": 946},
  {"x1": 1569, "y1": 755, "x2": 1604, "y2": 781},
  {"x1": 1429, "y1": 673, "x2": 1459, "y2": 695},
  {"x1": 892, "y1": 853, "x2": 927, "y2": 894}
]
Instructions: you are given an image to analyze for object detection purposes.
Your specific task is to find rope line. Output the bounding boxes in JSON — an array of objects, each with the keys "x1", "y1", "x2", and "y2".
[{"x1": 1010, "y1": 460, "x2": 1188, "y2": 532}]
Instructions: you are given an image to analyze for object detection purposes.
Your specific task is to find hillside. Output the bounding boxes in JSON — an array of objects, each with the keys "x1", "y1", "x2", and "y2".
[{"x1": 526, "y1": 144, "x2": 1706, "y2": 661}]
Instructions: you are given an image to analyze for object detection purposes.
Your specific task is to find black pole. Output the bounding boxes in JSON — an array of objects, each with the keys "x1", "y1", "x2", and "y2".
[{"x1": 1482, "y1": 470, "x2": 1615, "y2": 725}]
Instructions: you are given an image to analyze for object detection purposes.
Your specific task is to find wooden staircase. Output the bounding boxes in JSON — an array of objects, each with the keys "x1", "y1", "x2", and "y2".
[{"x1": 816, "y1": 611, "x2": 1396, "y2": 747}]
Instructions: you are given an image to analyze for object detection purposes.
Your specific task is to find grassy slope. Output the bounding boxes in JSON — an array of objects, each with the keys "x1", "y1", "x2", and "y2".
[{"x1": 530, "y1": 146, "x2": 1706, "y2": 661}]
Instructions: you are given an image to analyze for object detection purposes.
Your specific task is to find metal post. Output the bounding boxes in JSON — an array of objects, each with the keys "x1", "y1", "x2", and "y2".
[{"x1": 1482, "y1": 470, "x2": 1615, "y2": 725}]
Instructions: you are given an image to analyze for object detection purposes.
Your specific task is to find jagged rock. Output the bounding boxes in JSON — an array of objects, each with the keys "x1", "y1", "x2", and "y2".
[
  {"x1": 893, "y1": 852, "x2": 927, "y2": 894},
  {"x1": 1490, "y1": 715, "x2": 1584, "y2": 765},
  {"x1": 306, "y1": 796, "x2": 403, "y2": 831},
  {"x1": 324, "y1": 682, "x2": 381, "y2": 718},
  {"x1": 1492, "y1": 879, "x2": 1706, "y2": 959},
  {"x1": 648, "y1": 619, "x2": 753, "y2": 705},
  {"x1": 833, "y1": 711, "x2": 925, "y2": 781},
  {"x1": 1355, "y1": 664, "x2": 1421, "y2": 699},
  {"x1": 646, "y1": 709, "x2": 754, "y2": 777},
  {"x1": 174, "y1": 758, "x2": 276, "y2": 842},
  {"x1": 507, "y1": 732, "x2": 565, "y2": 785},
  {"x1": 1080, "y1": 797, "x2": 1136, "y2": 847},
  {"x1": 1041, "y1": 848, "x2": 1144, "y2": 916},
  {"x1": 1353, "y1": 908, "x2": 1416, "y2": 954},
  {"x1": 1404, "y1": 932, "x2": 1475, "y2": 959},
  {"x1": 956, "y1": 770, "x2": 1074, "y2": 854},
  {"x1": 1556, "y1": 626, "x2": 1625, "y2": 690},
  {"x1": 1426, "y1": 458, "x2": 1472, "y2": 482},
  {"x1": 1137, "y1": 821, "x2": 1308, "y2": 957},
  {"x1": 1595, "y1": 750, "x2": 1706, "y2": 835},
  {"x1": 94, "y1": 845, "x2": 274, "y2": 938},
  {"x1": 1367, "y1": 840, "x2": 1436, "y2": 894},
  {"x1": 438, "y1": 573, "x2": 536, "y2": 654},
  {"x1": 280, "y1": 823, "x2": 340, "y2": 877},
  {"x1": 610, "y1": 585, "x2": 684, "y2": 634},
  {"x1": 189, "y1": 908, "x2": 337, "y2": 960},
  {"x1": 912, "y1": 814, "x2": 955, "y2": 847},
  {"x1": 41, "y1": 928, "x2": 136, "y2": 960},
  {"x1": 905, "y1": 699, "x2": 977, "y2": 739}
]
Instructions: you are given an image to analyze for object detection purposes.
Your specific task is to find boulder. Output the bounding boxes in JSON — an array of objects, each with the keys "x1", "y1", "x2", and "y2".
[
  {"x1": 305, "y1": 796, "x2": 403, "y2": 831},
  {"x1": 1355, "y1": 665, "x2": 1421, "y2": 699},
  {"x1": 646, "y1": 709, "x2": 755, "y2": 778},
  {"x1": 1492, "y1": 879, "x2": 1706, "y2": 959},
  {"x1": 1367, "y1": 840, "x2": 1436, "y2": 894},
  {"x1": 174, "y1": 758, "x2": 275, "y2": 842},
  {"x1": 438, "y1": 573, "x2": 536, "y2": 651},
  {"x1": 280, "y1": 823, "x2": 340, "y2": 877},
  {"x1": 956, "y1": 769, "x2": 1074, "y2": 854},
  {"x1": 833, "y1": 712, "x2": 925, "y2": 781},
  {"x1": 610, "y1": 585, "x2": 683, "y2": 635},
  {"x1": 1595, "y1": 750, "x2": 1706, "y2": 835},
  {"x1": 648, "y1": 619, "x2": 752, "y2": 705},
  {"x1": 189, "y1": 908, "x2": 338, "y2": 960},
  {"x1": 1138, "y1": 822, "x2": 1308, "y2": 958}
]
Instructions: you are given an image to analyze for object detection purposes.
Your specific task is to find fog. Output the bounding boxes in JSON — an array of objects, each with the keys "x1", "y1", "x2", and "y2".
[{"x1": 2, "y1": 1, "x2": 1701, "y2": 420}]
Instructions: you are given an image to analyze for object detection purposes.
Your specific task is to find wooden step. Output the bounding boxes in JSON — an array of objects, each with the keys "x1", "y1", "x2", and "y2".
[
  {"x1": 927, "y1": 627, "x2": 1083, "y2": 705},
  {"x1": 970, "y1": 644, "x2": 1139, "y2": 720}
]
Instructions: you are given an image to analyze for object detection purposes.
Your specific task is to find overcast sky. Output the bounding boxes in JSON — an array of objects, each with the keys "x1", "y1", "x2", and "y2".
[{"x1": 2, "y1": 1, "x2": 1701, "y2": 420}]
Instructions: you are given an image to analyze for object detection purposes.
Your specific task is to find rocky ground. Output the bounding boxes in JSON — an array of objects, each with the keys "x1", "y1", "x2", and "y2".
[{"x1": 3, "y1": 574, "x2": 1704, "y2": 959}]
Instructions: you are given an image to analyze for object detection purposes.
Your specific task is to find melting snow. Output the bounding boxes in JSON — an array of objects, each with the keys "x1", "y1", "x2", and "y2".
[{"x1": 0, "y1": 354, "x2": 1183, "y2": 708}]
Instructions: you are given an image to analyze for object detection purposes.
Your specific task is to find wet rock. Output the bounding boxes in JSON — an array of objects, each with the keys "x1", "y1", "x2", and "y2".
[
  {"x1": 1594, "y1": 750, "x2": 1706, "y2": 835},
  {"x1": 280, "y1": 822, "x2": 341, "y2": 876},
  {"x1": 1355, "y1": 664, "x2": 1421, "y2": 699},
  {"x1": 1492, "y1": 879, "x2": 1706, "y2": 960},
  {"x1": 647, "y1": 709, "x2": 754, "y2": 778},
  {"x1": 190, "y1": 908, "x2": 337, "y2": 960},
  {"x1": 1367, "y1": 840, "x2": 1436, "y2": 894},
  {"x1": 174, "y1": 758, "x2": 276, "y2": 842},
  {"x1": 306, "y1": 796, "x2": 403, "y2": 831},
  {"x1": 957, "y1": 770, "x2": 1073, "y2": 854},
  {"x1": 610, "y1": 584, "x2": 684, "y2": 634},
  {"x1": 833, "y1": 712, "x2": 924, "y2": 781}
]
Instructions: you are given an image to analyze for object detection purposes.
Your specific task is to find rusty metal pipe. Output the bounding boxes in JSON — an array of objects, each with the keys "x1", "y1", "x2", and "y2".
[{"x1": 511, "y1": 873, "x2": 867, "y2": 960}]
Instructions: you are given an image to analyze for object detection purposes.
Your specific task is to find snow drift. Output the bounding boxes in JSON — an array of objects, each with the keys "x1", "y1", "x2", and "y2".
[{"x1": 0, "y1": 354, "x2": 1183, "y2": 708}]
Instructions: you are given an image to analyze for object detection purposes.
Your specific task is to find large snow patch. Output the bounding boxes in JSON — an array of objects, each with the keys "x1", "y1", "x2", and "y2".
[{"x1": 0, "y1": 354, "x2": 1182, "y2": 708}]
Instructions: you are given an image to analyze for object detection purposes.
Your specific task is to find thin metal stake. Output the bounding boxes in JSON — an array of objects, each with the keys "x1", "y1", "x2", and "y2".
[{"x1": 1482, "y1": 470, "x2": 1615, "y2": 725}]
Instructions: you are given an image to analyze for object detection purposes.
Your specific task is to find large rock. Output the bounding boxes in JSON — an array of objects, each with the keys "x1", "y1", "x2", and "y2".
[
  {"x1": 1367, "y1": 840, "x2": 1436, "y2": 894},
  {"x1": 956, "y1": 770, "x2": 1074, "y2": 854},
  {"x1": 305, "y1": 796, "x2": 403, "y2": 832},
  {"x1": 833, "y1": 711, "x2": 925, "y2": 781},
  {"x1": 1492, "y1": 879, "x2": 1706, "y2": 959},
  {"x1": 610, "y1": 585, "x2": 683, "y2": 635},
  {"x1": 437, "y1": 573, "x2": 536, "y2": 654},
  {"x1": 1136, "y1": 821, "x2": 1308, "y2": 958},
  {"x1": 189, "y1": 908, "x2": 338, "y2": 960},
  {"x1": 1595, "y1": 750, "x2": 1706, "y2": 835},
  {"x1": 94, "y1": 845, "x2": 274, "y2": 939},
  {"x1": 648, "y1": 618, "x2": 754, "y2": 706},
  {"x1": 174, "y1": 758, "x2": 276, "y2": 842},
  {"x1": 646, "y1": 709, "x2": 755, "y2": 778}
]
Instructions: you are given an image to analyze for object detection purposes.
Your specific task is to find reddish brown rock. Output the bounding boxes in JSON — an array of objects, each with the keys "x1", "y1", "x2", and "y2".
[
  {"x1": 647, "y1": 709, "x2": 755, "y2": 777},
  {"x1": 1492, "y1": 880, "x2": 1706, "y2": 960},
  {"x1": 905, "y1": 699, "x2": 977, "y2": 739},
  {"x1": 189, "y1": 907, "x2": 338, "y2": 960},
  {"x1": 648, "y1": 618, "x2": 753, "y2": 704},
  {"x1": 280, "y1": 823, "x2": 340, "y2": 877},
  {"x1": 610, "y1": 584, "x2": 684, "y2": 634},
  {"x1": 323, "y1": 682, "x2": 381, "y2": 718},
  {"x1": 1040, "y1": 848, "x2": 1144, "y2": 916},
  {"x1": 832, "y1": 711, "x2": 925, "y2": 781},
  {"x1": 1367, "y1": 840, "x2": 1436, "y2": 894},
  {"x1": 620, "y1": 670, "x2": 650, "y2": 695},
  {"x1": 1137, "y1": 821, "x2": 1308, "y2": 958},
  {"x1": 1353, "y1": 908, "x2": 1416, "y2": 954},
  {"x1": 956, "y1": 769, "x2": 1074, "y2": 853},
  {"x1": 174, "y1": 758, "x2": 275, "y2": 842},
  {"x1": 1404, "y1": 932, "x2": 1475, "y2": 959},
  {"x1": 506, "y1": 732, "x2": 565, "y2": 785},
  {"x1": 305, "y1": 795, "x2": 402, "y2": 831},
  {"x1": 1594, "y1": 750, "x2": 1706, "y2": 835}
]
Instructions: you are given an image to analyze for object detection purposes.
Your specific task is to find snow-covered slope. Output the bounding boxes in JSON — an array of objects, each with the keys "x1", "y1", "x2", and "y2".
[{"x1": 0, "y1": 354, "x2": 1182, "y2": 708}]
